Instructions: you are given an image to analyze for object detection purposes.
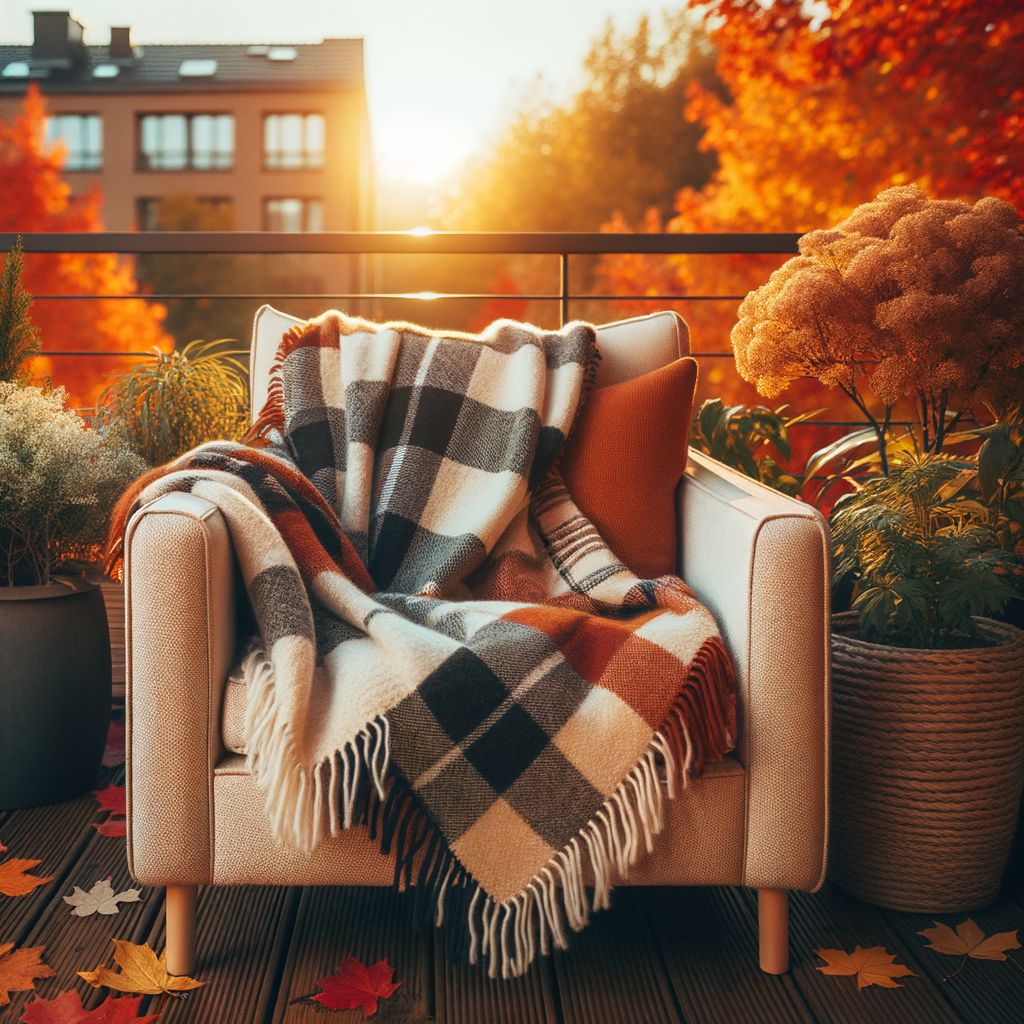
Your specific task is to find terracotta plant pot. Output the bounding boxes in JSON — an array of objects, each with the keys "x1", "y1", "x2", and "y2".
[
  {"x1": 0, "y1": 579, "x2": 112, "y2": 809},
  {"x1": 829, "y1": 612, "x2": 1024, "y2": 912}
]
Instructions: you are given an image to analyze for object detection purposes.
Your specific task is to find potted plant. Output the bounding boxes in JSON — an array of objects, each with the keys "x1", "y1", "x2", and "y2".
[
  {"x1": 0, "y1": 240, "x2": 143, "y2": 809},
  {"x1": 732, "y1": 186, "x2": 1024, "y2": 912}
]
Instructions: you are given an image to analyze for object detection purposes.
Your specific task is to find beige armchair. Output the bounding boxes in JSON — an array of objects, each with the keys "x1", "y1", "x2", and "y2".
[{"x1": 125, "y1": 308, "x2": 830, "y2": 980}]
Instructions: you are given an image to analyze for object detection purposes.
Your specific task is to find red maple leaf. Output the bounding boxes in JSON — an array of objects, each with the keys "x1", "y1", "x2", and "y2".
[
  {"x1": 93, "y1": 786, "x2": 126, "y2": 816},
  {"x1": 92, "y1": 821, "x2": 127, "y2": 838},
  {"x1": 102, "y1": 722, "x2": 125, "y2": 768},
  {"x1": 312, "y1": 955, "x2": 400, "y2": 1017},
  {"x1": 20, "y1": 989, "x2": 160, "y2": 1023}
]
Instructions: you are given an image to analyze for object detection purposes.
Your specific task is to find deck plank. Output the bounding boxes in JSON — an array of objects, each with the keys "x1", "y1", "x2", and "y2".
[
  {"x1": 143, "y1": 885, "x2": 301, "y2": 1024},
  {"x1": 642, "y1": 886, "x2": 817, "y2": 1024},
  {"x1": 269, "y1": 886, "x2": 433, "y2": 1024},
  {"x1": 433, "y1": 887, "x2": 558, "y2": 1024},
  {"x1": 0, "y1": 794, "x2": 100, "y2": 945},
  {"x1": 780, "y1": 883, "x2": 968, "y2": 1024},
  {"x1": 874, "y1": 893, "x2": 1024, "y2": 1024},
  {"x1": 550, "y1": 887, "x2": 683, "y2": 1024},
  {"x1": 0, "y1": 816, "x2": 158, "y2": 1017}
]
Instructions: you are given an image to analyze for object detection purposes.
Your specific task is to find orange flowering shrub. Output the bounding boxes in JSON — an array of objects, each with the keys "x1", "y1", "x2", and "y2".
[{"x1": 733, "y1": 185, "x2": 1024, "y2": 455}]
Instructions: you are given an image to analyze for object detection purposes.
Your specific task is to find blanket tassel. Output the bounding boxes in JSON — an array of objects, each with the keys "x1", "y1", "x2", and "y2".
[{"x1": 465, "y1": 724, "x2": 680, "y2": 979}]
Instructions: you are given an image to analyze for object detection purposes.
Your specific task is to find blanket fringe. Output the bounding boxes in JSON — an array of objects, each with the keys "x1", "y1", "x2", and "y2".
[
  {"x1": 241, "y1": 646, "x2": 390, "y2": 852},
  {"x1": 463, "y1": 729, "x2": 677, "y2": 979},
  {"x1": 240, "y1": 634, "x2": 734, "y2": 979}
]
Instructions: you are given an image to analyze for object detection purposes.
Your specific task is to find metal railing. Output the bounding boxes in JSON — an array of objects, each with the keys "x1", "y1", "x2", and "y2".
[
  {"x1": 6, "y1": 230, "x2": 893, "y2": 428},
  {"x1": 3, "y1": 229, "x2": 800, "y2": 332}
]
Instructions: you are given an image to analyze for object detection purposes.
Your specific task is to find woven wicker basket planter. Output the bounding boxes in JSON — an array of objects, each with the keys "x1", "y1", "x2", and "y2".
[{"x1": 829, "y1": 612, "x2": 1024, "y2": 913}]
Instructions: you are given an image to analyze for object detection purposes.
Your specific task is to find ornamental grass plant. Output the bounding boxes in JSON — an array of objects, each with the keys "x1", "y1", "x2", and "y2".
[
  {"x1": 96, "y1": 339, "x2": 250, "y2": 467},
  {"x1": 0, "y1": 383, "x2": 143, "y2": 586}
]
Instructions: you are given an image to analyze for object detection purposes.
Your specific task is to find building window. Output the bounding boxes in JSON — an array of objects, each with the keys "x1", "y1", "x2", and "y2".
[
  {"x1": 139, "y1": 114, "x2": 234, "y2": 170},
  {"x1": 264, "y1": 198, "x2": 323, "y2": 232},
  {"x1": 44, "y1": 114, "x2": 102, "y2": 170},
  {"x1": 137, "y1": 196, "x2": 233, "y2": 231},
  {"x1": 263, "y1": 113, "x2": 325, "y2": 170}
]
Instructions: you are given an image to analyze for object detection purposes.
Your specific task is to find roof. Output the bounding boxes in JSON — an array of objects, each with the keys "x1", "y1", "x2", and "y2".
[{"x1": 0, "y1": 39, "x2": 364, "y2": 95}]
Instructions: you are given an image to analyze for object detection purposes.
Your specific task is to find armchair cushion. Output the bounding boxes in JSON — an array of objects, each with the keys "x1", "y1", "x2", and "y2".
[{"x1": 559, "y1": 357, "x2": 698, "y2": 579}]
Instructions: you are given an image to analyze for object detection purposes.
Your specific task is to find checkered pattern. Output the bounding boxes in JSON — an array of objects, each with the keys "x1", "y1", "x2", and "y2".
[{"x1": 123, "y1": 311, "x2": 736, "y2": 921}]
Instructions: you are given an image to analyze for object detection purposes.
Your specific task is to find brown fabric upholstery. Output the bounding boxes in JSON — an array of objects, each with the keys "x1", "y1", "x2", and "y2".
[{"x1": 560, "y1": 357, "x2": 697, "y2": 579}]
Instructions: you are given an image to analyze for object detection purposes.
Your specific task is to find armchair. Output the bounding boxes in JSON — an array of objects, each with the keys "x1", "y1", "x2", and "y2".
[{"x1": 125, "y1": 308, "x2": 830, "y2": 979}]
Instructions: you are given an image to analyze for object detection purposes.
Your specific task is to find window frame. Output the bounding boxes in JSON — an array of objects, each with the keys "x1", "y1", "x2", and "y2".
[
  {"x1": 262, "y1": 196, "x2": 325, "y2": 232},
  {"x1": 44, "y1": 113, "x2": 103, "y2": 172},
  {"x1": 262, "y1": 112, "x2": 326, "y2": 171},
  {"x1": 136, "y1": 112, "x2": 236, "y2": 172}
]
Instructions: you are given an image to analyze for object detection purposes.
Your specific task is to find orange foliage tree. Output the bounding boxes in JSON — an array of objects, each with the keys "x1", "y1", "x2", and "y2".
[
  {"x1": 0, "y1": 84, "x2": 171, "y2": 411},
  {"x1": 598, "y1": 0, "x2": 1024, "y2": 473}
]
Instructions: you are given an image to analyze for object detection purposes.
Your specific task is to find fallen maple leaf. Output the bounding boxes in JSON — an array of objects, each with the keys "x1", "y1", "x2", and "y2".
[
  {"x1": 64, "y1": 879, "x2": 142, "y2": 917},
  {"x1": 312, "y1": 954, "x2": 401, "y2": 1016},
  {"x1": 92, "y1": 786, "x2": 127, "y2": 837},
  {"x1": 101, "y1": 722, "x2": 126, "y2": 768},
  {"x1": 0, "y1": 860, "x2": 55, "y2": 898},
  {"x1": 0, "y1": 943, "x2": 56, "y2": 1008},
  {"x1": 93, "y1": 786, "x2": 126, "y2": 816},
  {"x1": 92, "y1": 822, "x2": 127, "y2": 838},
  {"x1": 918, "y1": 919, "x2": 1022, "y2": 980},
  {"x1": 20, "y1": 989, "x2": 160, "y2": 1023},
  {"x1": 78, "y1": 939, "x2": 204, "y2": 997},
  {"x1": 815, "y1": 946, "x2": 917, "y2": 989}
]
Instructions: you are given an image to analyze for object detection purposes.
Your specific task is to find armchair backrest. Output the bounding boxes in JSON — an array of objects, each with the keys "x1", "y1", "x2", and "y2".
[{"x1": 249, "y1": 306, "x2": 690, "y2": 423}]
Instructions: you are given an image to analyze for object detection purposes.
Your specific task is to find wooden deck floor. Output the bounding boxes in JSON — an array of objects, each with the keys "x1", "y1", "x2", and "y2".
[{"x1": 2, "y1": 744, "x2": 1023, "y2": 1024}]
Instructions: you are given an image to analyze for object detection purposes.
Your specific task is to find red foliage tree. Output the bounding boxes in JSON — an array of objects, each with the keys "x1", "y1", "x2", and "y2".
[
  {"x1": 0, "y1": 85, "x2": 171, "y2": 410},
  {"x1": 598, "y1": 0, "x2": 1023, "y2": 475}
]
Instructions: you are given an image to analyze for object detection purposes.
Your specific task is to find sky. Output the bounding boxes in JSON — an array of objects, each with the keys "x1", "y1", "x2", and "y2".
[{"x1": 1, "y1": 0, "x2": 666, "y2": 186}]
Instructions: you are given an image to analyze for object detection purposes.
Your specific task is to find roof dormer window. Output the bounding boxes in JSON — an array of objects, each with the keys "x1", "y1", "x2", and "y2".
[{"x1": 178, "y1": 60, "x2": 217, "y2": 77}]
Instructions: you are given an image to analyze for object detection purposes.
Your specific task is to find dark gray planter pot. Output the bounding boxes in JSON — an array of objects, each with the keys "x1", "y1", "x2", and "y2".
[{"x1": 0, "y1": 578, "x2": 112, "y2": 809}]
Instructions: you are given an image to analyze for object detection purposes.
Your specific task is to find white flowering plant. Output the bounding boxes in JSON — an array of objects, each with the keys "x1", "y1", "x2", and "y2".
[{"x1": 0, "y1": 383, "x2": 144, "y2": 586}]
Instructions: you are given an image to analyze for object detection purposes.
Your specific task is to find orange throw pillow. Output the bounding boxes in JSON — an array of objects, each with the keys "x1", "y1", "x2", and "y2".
[{"x1": 559, "y1": 357, "x2": 697, "y2": 580}]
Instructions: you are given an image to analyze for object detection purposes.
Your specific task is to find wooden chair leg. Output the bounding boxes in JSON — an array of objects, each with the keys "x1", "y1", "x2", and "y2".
[
  {"x1": 758, "y1": 888, "x2": 789, "y2": 974},
  {"x1": 165, "y1": 884, "x2": 198, "y2": 976}
]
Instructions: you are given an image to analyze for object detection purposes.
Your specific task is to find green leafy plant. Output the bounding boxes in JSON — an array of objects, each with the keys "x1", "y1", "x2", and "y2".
[
  {"x1": 0, "y1": 383, "x2": 143, "y2": 586},
  {"x1": 831, "y1": 451, "x2": 1024, "y2": 648},
  {"x1": 689, "y1": 398, "x2": 817, "y2": 496},
  {"x1": 0, "y1": 237, "x2": 41, "y2": 384},
  {"x1": 96, "y1": 339, "x2": 249, "y2": 467}
]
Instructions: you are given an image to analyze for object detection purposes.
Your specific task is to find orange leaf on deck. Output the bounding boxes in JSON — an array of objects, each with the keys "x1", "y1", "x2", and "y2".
[
  {"x1": 919, "y1": 919, "x2": 1022, "y2": 961},
  {"x1": 0, "y1": 943, "x2": 56, "y2": 1008},
  {"x1": 815, "y1": 945, "x2": 916, "y2": 989},
  {"x1": 0, "y1": 860, "x2": 55, "y2": 898},
  {"x1": 78, "y1": 939, "x2": 203, "y2": 997},
  {"x1": 20, "y1": 988, "x2": 160, "y2": 1022},
  {"x1": 312, "y1": 954, "x2": 401, "y2": 1016}
]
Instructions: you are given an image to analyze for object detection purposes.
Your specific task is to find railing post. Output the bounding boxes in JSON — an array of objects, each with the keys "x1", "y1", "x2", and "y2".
[{"x1": 560, "y1": 253, "x2": 569, "y2": 327}]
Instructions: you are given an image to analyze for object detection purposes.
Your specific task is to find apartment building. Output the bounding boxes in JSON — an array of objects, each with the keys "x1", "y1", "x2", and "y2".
[{"x1": 0, "y1": 11, "x2": 374, "y2": 231}]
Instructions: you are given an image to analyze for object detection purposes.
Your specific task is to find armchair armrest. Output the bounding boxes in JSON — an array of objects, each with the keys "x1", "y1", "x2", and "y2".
[
  {"x1": 679, "y1": 450, "x2": 831, "y2": 892},
  {"x1": 125, "y1": 492, "x2": 236, "y2": 886}
]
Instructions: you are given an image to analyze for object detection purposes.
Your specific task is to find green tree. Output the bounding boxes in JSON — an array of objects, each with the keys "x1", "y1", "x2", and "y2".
[{"x1": 0, "y1": 237, "x2": 40, "y2": 383}]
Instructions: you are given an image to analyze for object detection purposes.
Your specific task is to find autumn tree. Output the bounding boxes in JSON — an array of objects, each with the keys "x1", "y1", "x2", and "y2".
[
  {"x1": 598, "y1": 0, "x2": 1024, "y2": 471},
  {"x1": 442, "y1": 13, "x2": 721, "y2": 232},
  {"x1": 0, "y1": 84, "x2": 171, "y2": 411}
]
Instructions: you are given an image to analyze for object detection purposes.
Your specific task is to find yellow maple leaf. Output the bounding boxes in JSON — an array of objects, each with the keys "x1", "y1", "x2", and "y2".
[
  {"x1": 0, "y1": 859, "x2": 54, "y2": 898},
  {"x1": 815, "y1": 945, "x2": 917, "y2": 989},
  {"x1": 918, "y1": 919, "x2": 1021, "y2": 961},
  {"x1": 78, "y1": 939, "x2": 205, "y2": 996}
]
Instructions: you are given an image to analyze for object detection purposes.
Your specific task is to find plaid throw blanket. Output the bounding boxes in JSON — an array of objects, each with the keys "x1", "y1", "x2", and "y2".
[{"x1": 118, "y1": 312, "x2": 736, "y2": 978}]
